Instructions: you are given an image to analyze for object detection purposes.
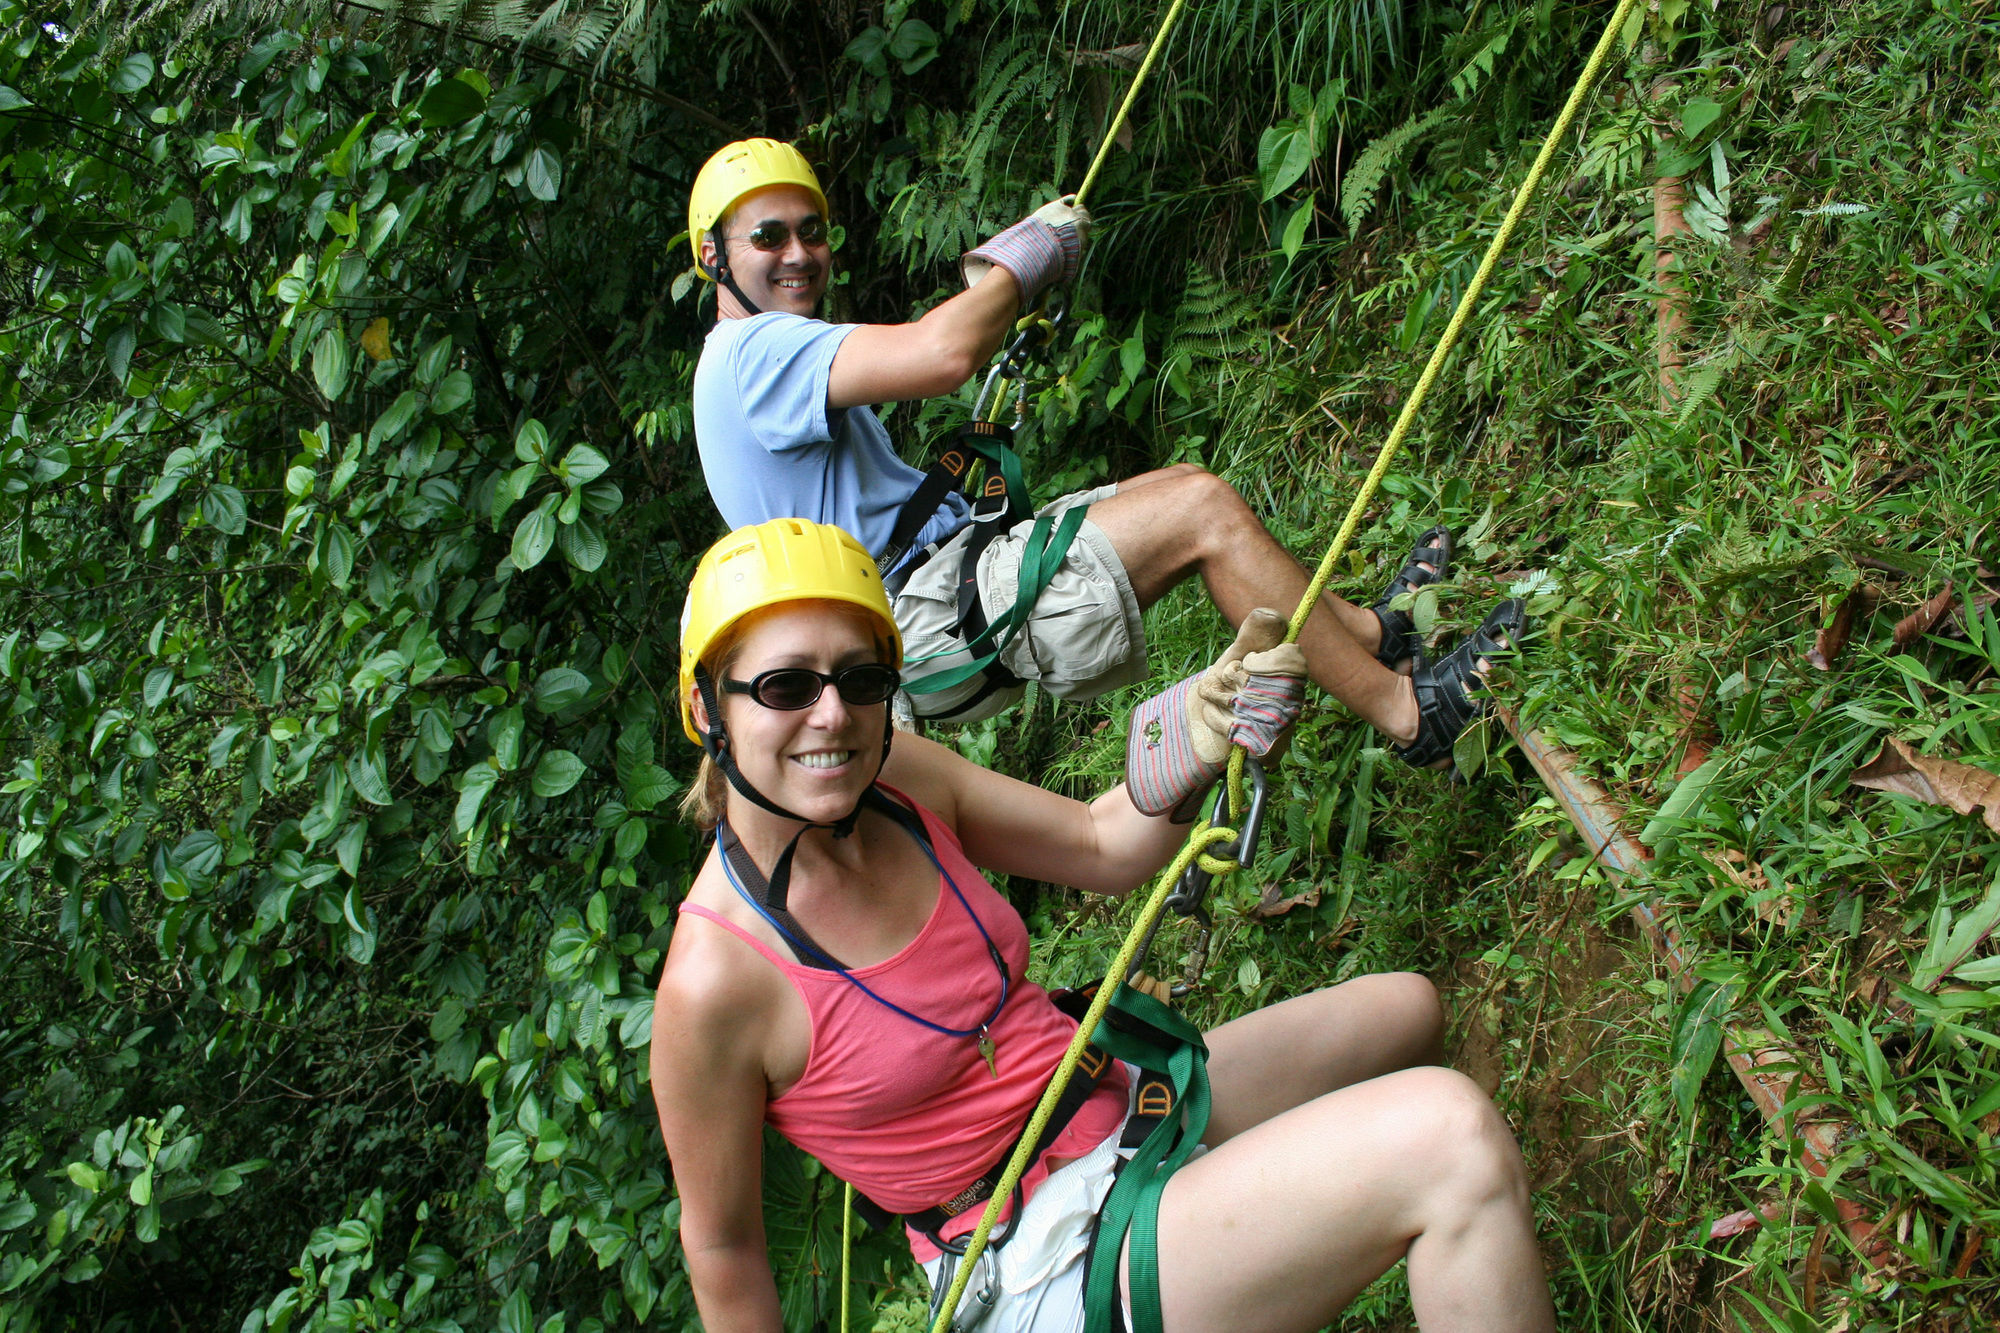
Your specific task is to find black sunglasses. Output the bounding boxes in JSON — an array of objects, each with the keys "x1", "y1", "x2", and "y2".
[
  {"x1": 723, "y1": 663, "x2": 900, "y2": 712},
  {"x1": 731, "y1": 215, "x2": 829, "y2": 253}
]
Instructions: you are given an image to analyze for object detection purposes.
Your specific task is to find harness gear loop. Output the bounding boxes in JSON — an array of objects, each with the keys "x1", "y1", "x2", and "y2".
[{"x1": 923, "y1": 0, "x2": 1646, "y2": 1326}]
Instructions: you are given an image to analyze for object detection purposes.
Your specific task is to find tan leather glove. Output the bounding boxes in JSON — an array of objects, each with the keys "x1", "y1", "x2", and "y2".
[{"x1": 1128, "y1": 608, "x2": 1308, "y2": 819}]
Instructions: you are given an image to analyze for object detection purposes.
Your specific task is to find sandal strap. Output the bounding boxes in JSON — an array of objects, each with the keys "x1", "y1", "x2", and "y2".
[
  {"x1": 1374, "y1": 524, "x2": 1454, "y2": 609},
  {"x1": 1371, "y1": 526, "x2": 1453, "y2": 668},
  {"x1": 1393, "y1": 599, "x2": 1524, "y2": 770}
]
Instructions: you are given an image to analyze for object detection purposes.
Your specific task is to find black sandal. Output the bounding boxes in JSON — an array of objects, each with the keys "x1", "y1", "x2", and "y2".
[
  {"x1": 1392, "y1": 598, "x2": 1525, "y2": 772},
  {"x1": 1371, "y1": 524, "x2": 1453, "y2": 667}
]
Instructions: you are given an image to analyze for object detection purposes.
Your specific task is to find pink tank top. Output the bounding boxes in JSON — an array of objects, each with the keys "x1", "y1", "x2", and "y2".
[{"x1": 678, "y1": 786, "x2": 1127, "y2": 1259}]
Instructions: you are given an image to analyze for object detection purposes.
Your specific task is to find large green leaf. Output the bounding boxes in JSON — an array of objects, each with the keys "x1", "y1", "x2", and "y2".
[
  {"x1": 200, "y1": 486, "x2": 246, "y2": 535},
  {"x1": 1257, "y1": 122, "x2": 1315, "y2": 201},
  {"x1": 312, "y1": 328, "x2": 351, "y2": 400},
  {"x1": 532, "y1": 750, "x2": 585, "y2": 797},
  {"x1": 524, "y1": 146, "x2": 562, "y2": 202},
  {"x1": 417, "y1": 76, "x2": 487, "y2": 129},
  {"x1": 532, "y1": 668, "x2": 591, "y2": 713},
  {"x1": 511, "y1": 500, "x2": 558, "y2": 570}
]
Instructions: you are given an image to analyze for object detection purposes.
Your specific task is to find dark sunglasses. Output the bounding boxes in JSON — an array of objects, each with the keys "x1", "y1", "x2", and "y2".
[
  {"x1": 733, "y1": 215, "x2": 829, "y2": 253},
  {"x1": 723, "y1": 663, "x2": 900, "y2": 712}
]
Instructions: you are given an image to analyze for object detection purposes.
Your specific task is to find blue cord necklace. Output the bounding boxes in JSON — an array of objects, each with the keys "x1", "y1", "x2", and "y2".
[{"x1": 717, "y1": 791, "x2": 1012, "y2": 1077}]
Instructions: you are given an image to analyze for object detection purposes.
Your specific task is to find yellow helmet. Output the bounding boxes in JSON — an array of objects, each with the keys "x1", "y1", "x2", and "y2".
[
  {"x1": 679, "y1": 518, "x2": 902, "y2": 743},
  {"x1": 688, "y1": 138, "x2": 830, "y2": 276}
]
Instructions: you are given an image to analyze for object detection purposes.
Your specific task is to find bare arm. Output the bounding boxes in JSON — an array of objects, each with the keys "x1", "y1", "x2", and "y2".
[
  {"x1": 650, "y1": 944, "x2": 785, "y2": 1332},
  {"x1": 825, "y1": 269, "x2": 1021, "y2": 408},
  {"x1": 881, "y1": 732, "x2": 1189, "y2": 896}
]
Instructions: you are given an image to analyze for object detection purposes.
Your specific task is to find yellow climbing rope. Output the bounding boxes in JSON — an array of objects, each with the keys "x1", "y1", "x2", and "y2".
[
  {"x1": 1072, "y1": 0, "x2": 1193, "y2": 213},
  {"x1": 897, "y1": 3, "x2": 1655, "y2": 1328}
]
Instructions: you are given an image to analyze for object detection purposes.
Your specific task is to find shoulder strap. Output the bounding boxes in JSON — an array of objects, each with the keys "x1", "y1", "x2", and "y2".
[
  {"x1": 716, "y1": 787, "x2": 934, "y2": 973},
  {"x1": 716, "y1": 820, "x2": 848, "y2": 972},
  {"x1": 877, "y1": 421, "x2": 1034, "y2": 576}
]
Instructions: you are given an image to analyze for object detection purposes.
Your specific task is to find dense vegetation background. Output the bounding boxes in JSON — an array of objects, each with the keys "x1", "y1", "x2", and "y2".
[{"x1": 2, "y1": 0, "x2": 1996, "y2": 1328}]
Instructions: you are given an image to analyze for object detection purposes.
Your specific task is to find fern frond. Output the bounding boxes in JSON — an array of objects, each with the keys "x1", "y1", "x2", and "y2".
[
  {"x1": 1341, "y1": 107, "x2": 1448, "y2": 234},
  {"x1": 1671, "y1": 364, "x2": 1727, "y2": 431}
]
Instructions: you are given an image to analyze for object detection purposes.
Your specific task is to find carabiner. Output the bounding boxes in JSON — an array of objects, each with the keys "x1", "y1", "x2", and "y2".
[
  {"x1": 1167, "y1": 757, "x2": 1268, "y2": 921},
  {"x1": 973, "y1": 293, "x2": 1069, "y2": 422},
  {"x1": 929, "y1": 1246, "x2": 1000, "y2": 1333}
]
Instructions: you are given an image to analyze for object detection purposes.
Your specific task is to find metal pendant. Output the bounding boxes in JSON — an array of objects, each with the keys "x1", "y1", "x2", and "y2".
[{"x1": 978, "y1": 1027, "x2": 998, "y2": 1079}]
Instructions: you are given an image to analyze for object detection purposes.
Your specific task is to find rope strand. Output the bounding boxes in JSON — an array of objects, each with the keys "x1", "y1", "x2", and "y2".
[
  {"x1": 925, "y1": 4, "x2": 1642, "y2": 1327},
  {"x1": 1073, "y1": 0, "x2": 1193, "y2": 212}
]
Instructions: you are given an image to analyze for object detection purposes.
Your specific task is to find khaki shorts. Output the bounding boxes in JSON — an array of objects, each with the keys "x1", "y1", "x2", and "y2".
[{"x1": 894, "y1": 485, "x2": 1147, "y2": 723}]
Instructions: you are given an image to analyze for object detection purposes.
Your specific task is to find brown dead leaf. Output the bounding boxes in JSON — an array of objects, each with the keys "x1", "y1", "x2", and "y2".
[
  {"x1": 1850, "y1": 738, "x2": 2000, "y2": 833},
  {"x1": 1702, "y1": 850, "x2": 1799, "y2": 926},
  {"x1": 1068, "y1": 43, "x2": 1147, "y2": 70},
  {"x1": 1250, "y1": 882, "x2": 1320, "y2": 920},
  {"x1": 1954, "y1": 1227, "x2": 1985, "y2": 1280},
  {"x1": 1862, "y1": 461, "x2": 1930, "y2": 497},
  {"x1": 1711, "y1": 1208, "x2": 1764, "y2": 1239},
  {"x1": 1710, "y1": 1200, "x2": 1788, "y2": 1240},
  {"x1": 1891, "y1": 581, "x2": 1954, "y2": 650},
  {"x1": 360, "y1": 316, "x2": 393, "y2": 362},
  {"x1": 1807, "y1": 586, "x2": 1875, "y2": 670}
]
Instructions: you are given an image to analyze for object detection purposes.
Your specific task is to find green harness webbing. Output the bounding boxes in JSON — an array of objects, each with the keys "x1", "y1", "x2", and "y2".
[
  {"x1": 1080, "y1": 986, "x2": 1210, "y2": 1333},
  {"x1": 899, "y1": 505, "x2": 1090, "y2": 698}
]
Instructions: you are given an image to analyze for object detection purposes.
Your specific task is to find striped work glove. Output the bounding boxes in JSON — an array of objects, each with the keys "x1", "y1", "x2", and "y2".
[
  {"x1": 961, "y1": 197, "x2": 1090, "y2": 307},
  {"x1": 1127, "y1": 609, "x2": 1308, "y2": 821}
]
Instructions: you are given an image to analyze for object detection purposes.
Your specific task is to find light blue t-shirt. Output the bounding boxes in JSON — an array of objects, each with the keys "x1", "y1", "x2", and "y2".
[{"x1": 693, "y1": 312, "x2": 969, "y2": 580}]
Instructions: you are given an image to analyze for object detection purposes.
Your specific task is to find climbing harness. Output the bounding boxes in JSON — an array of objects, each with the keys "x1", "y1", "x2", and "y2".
[
  {"x1": 892, "y1": 302, "x2": 1080, "y2": 714},
  {"x1": 912, "y1": 0, "x2": 1649, "y2": 1328},
  {"x1": 890, "y1": 0, "x2": 1188, "y2": 713}
]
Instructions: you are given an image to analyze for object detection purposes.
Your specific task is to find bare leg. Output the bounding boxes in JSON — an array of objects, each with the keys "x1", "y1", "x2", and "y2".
[
  {"x1": 1086, "y1": 466, "x2": 1422, "y2": 743},
  {"x1": 1202, "y1": 972, "x2": 1444, "y2": 1144},
  {"x1": 1132, "y1": 1065, "x2": 1556, "y2": 1333}
]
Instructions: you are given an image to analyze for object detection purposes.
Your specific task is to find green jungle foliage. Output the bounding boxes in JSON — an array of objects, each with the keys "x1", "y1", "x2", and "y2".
[{"x1": 1, "y1": 0, "x2": 1996, "y2": 1329}]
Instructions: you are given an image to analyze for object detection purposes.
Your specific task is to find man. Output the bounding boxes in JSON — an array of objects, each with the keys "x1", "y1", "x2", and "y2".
[{"x1": 686, "y1": 138, "x2": 1497, "y2": 770}]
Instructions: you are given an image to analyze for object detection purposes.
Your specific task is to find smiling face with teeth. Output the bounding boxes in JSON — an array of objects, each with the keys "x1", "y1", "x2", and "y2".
[
  {"x1": 702, "y1": 183, "x2": 831, "y2": 318},
  {"x1": 704, "y1": 600, "x2": 895, "y2": 825}
]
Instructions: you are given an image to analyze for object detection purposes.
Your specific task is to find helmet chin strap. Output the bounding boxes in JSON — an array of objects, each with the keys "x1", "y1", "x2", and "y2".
[
  {"x1": 695, "y1": 665, "x2": 893, "y2": 841},
  {"x1": 701, "y1": 252, "x2": 764, "y2": 319}
]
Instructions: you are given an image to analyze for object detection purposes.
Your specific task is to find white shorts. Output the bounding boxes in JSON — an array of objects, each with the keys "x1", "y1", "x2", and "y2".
[
  {"x1": 919, "y1": 1071, "x2": 1206, "y2": 1333},
  {"x1": 920, "y1": 1129, "x2": 1121, "y2": 1333},
  {"x1": 894, "y1": 484, "x2": 1148, "y2": 723}
]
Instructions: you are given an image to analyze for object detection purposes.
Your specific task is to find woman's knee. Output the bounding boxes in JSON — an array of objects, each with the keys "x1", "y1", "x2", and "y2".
[
  {"x1": 1378, "y1": 971, "x2": 1445, "y2": 1056},
  {"x1": 1321, "y1": 971, "x2": 1445, "y2": 1067},
  {"x1": 1400, "y1": 1068, "x2": 1532, "y2": 1207}
]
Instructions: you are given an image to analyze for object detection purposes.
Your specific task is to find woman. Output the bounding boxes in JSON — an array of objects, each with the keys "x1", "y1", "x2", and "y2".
[{"x1": 650, "y1": 518, "x2": 1554, "y2": 1332}]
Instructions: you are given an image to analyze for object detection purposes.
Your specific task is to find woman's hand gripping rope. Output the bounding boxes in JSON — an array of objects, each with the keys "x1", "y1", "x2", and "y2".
[{"x1": 1126, "y1": 607, "x2": 1307, "y2": 822}]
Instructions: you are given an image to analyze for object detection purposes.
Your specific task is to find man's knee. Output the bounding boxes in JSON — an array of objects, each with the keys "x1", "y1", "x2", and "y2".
[{"x1": 1141, "y1": 465, "x2": 1256, "y2": 532}]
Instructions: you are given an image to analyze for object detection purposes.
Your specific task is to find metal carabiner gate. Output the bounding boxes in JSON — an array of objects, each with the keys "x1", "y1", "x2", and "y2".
[{"x1": 1127, "y1": 757, "x2": 1269, "y2": 997}]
